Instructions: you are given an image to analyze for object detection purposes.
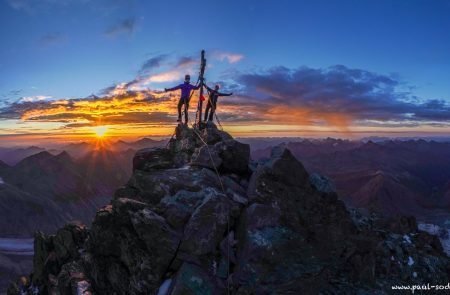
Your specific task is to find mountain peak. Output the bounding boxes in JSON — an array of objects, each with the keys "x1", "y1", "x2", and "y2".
[{"x1": 20, "y1": 150, "x2": 53, "y2": 162}]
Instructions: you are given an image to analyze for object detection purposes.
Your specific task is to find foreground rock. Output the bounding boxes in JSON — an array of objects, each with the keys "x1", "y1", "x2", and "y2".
[{"x1": 11, "y1": 123, "x2": 450, "y2": 294}]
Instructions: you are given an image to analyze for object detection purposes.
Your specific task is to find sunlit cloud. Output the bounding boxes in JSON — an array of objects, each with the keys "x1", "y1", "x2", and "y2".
[
  {"x1": 18, "y1": 95, "x2": 52, "y2": 103},
  {"x1": 139, "y1": 54, "x2": 169, "y2": 74},
  {"x1": 2, "y1": 60, "x2": 450, "y2": 143},
  {"x1": 143, "y1": 70, "x2": 184, "y2": 83},
  {"x1": 233, "y1": 65, "x2": 450, "y2": 129},
  {"x1": 212, "y1": 51, "x2": 244, "y2": 64},
  {"x1": 104, "y1": 54, "x2": 198, "y2": 95}
]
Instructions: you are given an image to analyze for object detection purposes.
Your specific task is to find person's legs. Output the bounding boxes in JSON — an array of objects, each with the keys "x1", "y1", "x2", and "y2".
[
  {"x1": 177, "y1": 98, "x2": 183, "y2": 121},
  {"x1": 208, "y1": 108, "x2": 214, "y2": 121},
  {"x1": 204, "y1": 102, "x2": 211, "y2": 121},
  {"x1": 208, "y1": 99, "x2": 217, "y2": 121},
  {"x1": 184, "y1": 98, "x2": 189, "y2": 124}
]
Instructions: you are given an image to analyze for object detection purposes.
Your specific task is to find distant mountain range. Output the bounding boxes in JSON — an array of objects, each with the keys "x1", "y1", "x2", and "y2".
[
  {"x1": 252, "y1": 138, "x2": 450, "y2": 224},
  {"x1": 1, "y1": 136, "x2": 450, "y2": 238},
  {"x1": 0, "y1": 138, "x2": 166, "y2": 165},
  {"x1": 0, "y1": 138, "x2": 166, "y2": 237},
  {"x1": 0, "y1": 146, "x2": 46, "y2": 166}
]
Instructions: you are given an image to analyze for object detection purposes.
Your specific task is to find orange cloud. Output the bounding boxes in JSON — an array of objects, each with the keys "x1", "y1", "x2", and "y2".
[{"x1": 3, "y1": 62, "x2": 450, "y2": 143}]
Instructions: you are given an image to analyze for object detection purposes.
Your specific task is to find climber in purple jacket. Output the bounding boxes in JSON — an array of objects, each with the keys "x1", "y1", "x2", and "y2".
[{"x1": 165, "y1": 74, "x2": 200, "y2": 124}]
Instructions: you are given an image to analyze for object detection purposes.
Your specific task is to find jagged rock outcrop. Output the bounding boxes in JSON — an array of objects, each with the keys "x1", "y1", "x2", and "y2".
[
  {"x1": 30, "y1": 221, "x2": 90, "y2": 294},
  {"x1": 13, "y1": 123, "x2": 450, "y2": 294}
]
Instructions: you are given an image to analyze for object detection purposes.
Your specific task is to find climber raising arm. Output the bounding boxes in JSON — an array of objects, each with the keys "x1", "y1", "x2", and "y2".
[
  {"x1": 204, "y1": 84, "x2": 213, "y2": 92},
  {"x1": 164, "y1": 84, "x2": 182, "y2": 92},
  {"x1": 204, "y1": 84, "x2": 232, "y2": 97},
  {"x1": 217, "y1": 91, "x2": 233, "y2": 97}
]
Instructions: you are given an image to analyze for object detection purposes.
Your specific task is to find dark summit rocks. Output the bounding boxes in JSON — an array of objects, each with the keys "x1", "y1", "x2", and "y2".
[
  {"x1": 133, "y1": 148, "x2": 175, "y2": 171},
  {"x1": 134, "y1": 123, "x2": 250, "y2": 176},
  {"x1": 191, "y1": 139, "x2": 250, "y2": 175},
  {"x1": 13, "y1": 123, "x2": 450, "y2": 295}
]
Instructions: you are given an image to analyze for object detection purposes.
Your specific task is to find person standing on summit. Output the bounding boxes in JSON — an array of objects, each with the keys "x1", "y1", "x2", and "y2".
[
  {"x1": 165, "y1": 74, "x2": 200, "y2": 124},
  {"x1": 203, "y1": 84, "x2": 233, "y2": 122}
]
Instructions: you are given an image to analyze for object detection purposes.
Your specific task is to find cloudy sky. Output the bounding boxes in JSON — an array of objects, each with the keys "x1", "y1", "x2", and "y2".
[{"x1": 1, "y1": 0, "x2": 450, "y2": 144}]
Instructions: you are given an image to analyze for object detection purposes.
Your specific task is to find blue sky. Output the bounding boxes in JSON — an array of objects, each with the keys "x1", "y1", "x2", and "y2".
[
  {"x1": 1, "y1": 0, "x2": 449, "y2": 99},
  {"x1": 1, "y1": 0, "x2": 450, "y2": 142}
]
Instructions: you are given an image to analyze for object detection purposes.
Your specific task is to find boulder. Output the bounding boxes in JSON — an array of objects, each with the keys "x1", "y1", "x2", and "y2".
[
  {"x1": 234, "y1": 203, "x2": 327, "y2": 294},
  {"x1": 33, "y1": 231, "x2": 53, "y2": 285},
  {"x1": 190, "y1": 145, "x2": 222, "y2": 170},
  {"x1": 133, "y1": 148, "x2": 174, "y2": 171},
  {"x1": 32, "y1": 222, "x2": 88, "y2": 288},
  {"x1": 57, "y1": 261, "x2": 91, "y2": 295},
  {"x1": 53, "y1": 222, "x2": 88, "y2": 263},
  {"x1": 171, "y1": 124, "x2": 197, "y2": 156},
  {"x1": 201, "y1": 124, "x2": 233, "y2": 145},
  {"x1": 158, "y1": 189, "x2": 210, "y2": 230},
  {"x1": 190, "y1": 139, "x2": 250, "y2": 175},
  {"x1": 128, "y1": 208, "x2": 181, "y2": 291},
  {"x1": 215, "y1": 140, "x2": 250, "y2": 175},
  {"x1": 180, "y1": 194, "x2": 239, "y2": 256},
  {"x1": 88, "y1": 204, "x2": 180, "y2": 293},
  {"x1": 247, "y1": 146, "x2": 309, "y2": 203}
]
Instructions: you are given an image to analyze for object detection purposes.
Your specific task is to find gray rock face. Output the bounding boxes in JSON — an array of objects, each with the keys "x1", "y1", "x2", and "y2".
[
  {"x1": 190, "y1": 139, "x2": 250, "y2": 175},
  {"x1": 200, "y1": 123, "x2": 233, "y2": 145},
  {"x1": 309, "y1": 172, "x2": 336, "y2": 193},
  {"x1": 133, "y1": 148, "x2": 175, "y2": 171},
  {"x1": 190, "y1": 145, "x2": 222, "y2": 170},
  {"x1": 215, "y1": 140, "x2": 250, "y2": 175},
  {"x1": 17, "y1": 124, "x2": 450, "y2": 295},
  {"x1": 180, "y1": 194, "x2": 239, "y2": 256},
  {"x1": 31, "y1": 222, "x2": 89, "y2": 294}
]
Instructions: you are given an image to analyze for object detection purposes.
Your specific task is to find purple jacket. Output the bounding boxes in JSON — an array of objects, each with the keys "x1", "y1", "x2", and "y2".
[{"x1": 166, "y1": 82, "x2": 200, "y2": 99}]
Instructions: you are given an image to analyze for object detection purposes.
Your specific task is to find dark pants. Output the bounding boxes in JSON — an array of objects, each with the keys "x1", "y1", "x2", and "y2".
[
  {"x1": 204, "y1": 98, "x2": 217, "y2": 122},
  {"x1": 178, "y1": 96, "x2": 189, "y2": 123}
]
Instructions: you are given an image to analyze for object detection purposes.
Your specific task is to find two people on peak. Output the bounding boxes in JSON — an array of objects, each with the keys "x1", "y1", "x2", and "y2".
[{"x1": 164, "y1": 74, "x2": 233, "y2": 124}]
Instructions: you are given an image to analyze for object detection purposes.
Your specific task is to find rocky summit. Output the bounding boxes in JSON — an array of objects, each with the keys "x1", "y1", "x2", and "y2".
[{"x1": 8, "y1": 123, "x2": 450, "y2": 294}]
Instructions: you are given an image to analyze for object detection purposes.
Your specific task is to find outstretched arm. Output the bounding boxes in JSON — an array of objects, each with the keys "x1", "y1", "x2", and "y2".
[
  {"x1": 218, "y1": 92, "x2": 233, "y2": 96},
  {"x1": 165, "y1": 84, "x2": 182, "y2": 92},
  {"x1": 203, "y1": 84, "x2": 213, "y2": 92}
]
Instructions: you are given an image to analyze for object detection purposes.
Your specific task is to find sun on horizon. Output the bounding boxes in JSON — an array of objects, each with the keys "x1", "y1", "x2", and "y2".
[{"x1": 93, "y1": 126, "x2": 108, "y2": 138}]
